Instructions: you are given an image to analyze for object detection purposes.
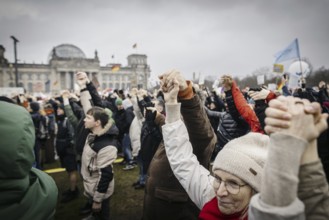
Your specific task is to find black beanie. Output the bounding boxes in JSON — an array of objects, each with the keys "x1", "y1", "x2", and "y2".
[{"x1": 30, "y1": 102, "x2": 40, "y2": 112}]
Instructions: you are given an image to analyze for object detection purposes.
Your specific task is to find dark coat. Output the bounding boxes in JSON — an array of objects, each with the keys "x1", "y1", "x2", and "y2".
[
  {"x1": 140, "y1": 112, "x2": 164, "y2": 174},
  {"x1": 114, "y1": 107, "x2": 134, "y2": 138},
  {"x1": 56, "y1": 116, "x2": 75, "y2": 156},
  {"x1": 143, "y1": 92, "x2": 217, "y2": 220},
  {"x1": 206, "y1": 89, "x2": 250, "y2": 148}
]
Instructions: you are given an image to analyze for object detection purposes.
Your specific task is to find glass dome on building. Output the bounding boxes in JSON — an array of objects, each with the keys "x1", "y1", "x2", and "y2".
[{"x1": 48, "y1": 44, "x2": 86, "y2": 60}]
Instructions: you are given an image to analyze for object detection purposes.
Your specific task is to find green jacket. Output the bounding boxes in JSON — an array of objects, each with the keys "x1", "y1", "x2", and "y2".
[{"x1": 0, "y1": 101, "x2": 58, "y2": 220}]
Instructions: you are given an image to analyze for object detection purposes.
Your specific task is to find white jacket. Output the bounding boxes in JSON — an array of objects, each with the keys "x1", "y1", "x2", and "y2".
[
  {"x1": 162, "y1": 103, "x2": 215, "y2": 210},
  {"x1": 129, "y1": 96, "x2": 144, "y2": 157},
  {"x1": 80, "y1": 122, "x2": 118, "y2": 202},
  {"x1": 129, "y1": 116, "x2": 143, "y2": 157}
]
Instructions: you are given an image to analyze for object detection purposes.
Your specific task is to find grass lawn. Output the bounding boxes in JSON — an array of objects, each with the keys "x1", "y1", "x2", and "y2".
[{"x1": 45, "y1": 159, "x2": 144, "y2": 220}]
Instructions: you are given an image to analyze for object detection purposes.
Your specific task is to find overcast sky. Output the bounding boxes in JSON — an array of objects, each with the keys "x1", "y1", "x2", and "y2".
[{"x1": 1, "y1": 0, "x2": 328, "y2": 80}]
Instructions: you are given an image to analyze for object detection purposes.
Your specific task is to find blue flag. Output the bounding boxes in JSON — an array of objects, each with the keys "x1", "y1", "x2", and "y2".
[{"x1": 274, "y1": 38, "x2": 300, "y2": 63}]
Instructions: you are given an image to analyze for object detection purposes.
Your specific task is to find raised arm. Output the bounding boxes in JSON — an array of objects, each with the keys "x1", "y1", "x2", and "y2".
[
  {"x1": 221, "y1": 75, "x2": 263, "y2": 133},
  {"x1": 168, "y1": 72, "x2": 216, "y2": 169},
  {"x1": 204, "y1": 106, "x2": 223, "y2": 118},
  {"x1": 160, "y1": 70, "x2": 215, "y2": 209},
  {"x1": 249, "y1": 96, "x2": 329, "y2": 219},
  {"x1": 62, "y1": 90, "x2": 79, "y2": 129},
  {"x1": 76, "y1": 72, "x2": 93, "y2": 114}
]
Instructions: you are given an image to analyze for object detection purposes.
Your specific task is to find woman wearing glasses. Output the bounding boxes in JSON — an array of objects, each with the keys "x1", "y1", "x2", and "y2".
[
  {"x1": 159, "y1": 70, "x2": 267, "y2": 219},
  {"x1": 159, "y1": 70, "x2": 329, "y2": 220}
]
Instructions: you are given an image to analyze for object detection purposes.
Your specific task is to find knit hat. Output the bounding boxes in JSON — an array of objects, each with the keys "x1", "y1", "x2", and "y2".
[
  {"x1": 212, "y1": 132, "x2": 269, "y2": 192},
  {"x1": 104, "y1": 108, "x2": 115, "y2": 125},
  {"x1": 115, "y1": 98, "x2": 123, "y2": 106}
]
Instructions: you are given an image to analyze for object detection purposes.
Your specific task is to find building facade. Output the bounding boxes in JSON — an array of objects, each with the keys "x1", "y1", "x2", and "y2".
[{"x1": 0, "y1": 44, "x2": 151, "y2": 94}]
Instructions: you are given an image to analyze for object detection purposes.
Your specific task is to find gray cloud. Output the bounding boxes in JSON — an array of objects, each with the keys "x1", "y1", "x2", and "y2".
[{"x1": 1, "y1": 0, "x2": 328, "y2": 79}]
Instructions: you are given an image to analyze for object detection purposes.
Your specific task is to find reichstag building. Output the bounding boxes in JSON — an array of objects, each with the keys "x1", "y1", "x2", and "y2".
[{"x1": 0, "y1": 44, "x2": 151, "y2": 94}]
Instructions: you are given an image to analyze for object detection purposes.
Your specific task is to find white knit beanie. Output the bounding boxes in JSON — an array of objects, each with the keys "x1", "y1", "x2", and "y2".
[{"x1": 212, "y1": 132, "x2": 269, "y2": 192}]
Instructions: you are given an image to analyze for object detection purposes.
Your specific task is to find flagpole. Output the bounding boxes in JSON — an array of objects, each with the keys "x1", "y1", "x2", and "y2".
[{"x1": 296, "y1": 38, "x2": 304, "y2": 78}]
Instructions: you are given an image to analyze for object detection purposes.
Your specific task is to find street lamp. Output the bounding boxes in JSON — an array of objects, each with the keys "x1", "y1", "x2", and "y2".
[{"x1": 10, "y1": 36, "x2": 19, "y2": 87}]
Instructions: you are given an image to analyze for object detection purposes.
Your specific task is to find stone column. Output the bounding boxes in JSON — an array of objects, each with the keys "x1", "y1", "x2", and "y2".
[
  {"x1": 65, "y1": 71, "x2": 71, "y2": 90},
  {"x1": 69, "y1": 71, "x2": 74, "y2": 90}
]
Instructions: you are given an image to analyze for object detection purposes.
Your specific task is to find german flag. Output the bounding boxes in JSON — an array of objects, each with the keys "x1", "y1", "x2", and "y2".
[{"x1": 111, "y1": 65, "x2": 120, "y2": 72}]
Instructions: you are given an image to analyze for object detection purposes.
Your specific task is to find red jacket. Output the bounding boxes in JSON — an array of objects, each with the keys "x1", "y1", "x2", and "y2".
[{"x1": 231, "y1": 81, "x2": 263, "y2": 133}]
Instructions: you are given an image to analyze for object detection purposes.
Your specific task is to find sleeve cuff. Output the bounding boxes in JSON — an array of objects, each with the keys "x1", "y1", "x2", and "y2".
[
  {"x1": 178, "y1": 81, "x2": 194, "y2": 100},
  {"x1": 249, "y1": 194, "x2": 305, "y2": 219},
  {"x1": 93, "y1": 191, "x2": 105, "y2": 203},
  {"x1": 165, "y1": 103, "x2": 181, "y2": 124},
  {"x1": 63, "y1": 98, "x2": 70, "y2": 106}
]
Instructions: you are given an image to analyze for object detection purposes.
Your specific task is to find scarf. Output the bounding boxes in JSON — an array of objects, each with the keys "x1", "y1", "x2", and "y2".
[{"x1": 199, "y1": 197, "x2": 248, "y2": 220}]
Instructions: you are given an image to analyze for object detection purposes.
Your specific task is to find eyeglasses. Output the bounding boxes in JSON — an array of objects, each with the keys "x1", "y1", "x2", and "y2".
[{"x1": 213, "y1": 176, "x2": 247, "y2": 195}]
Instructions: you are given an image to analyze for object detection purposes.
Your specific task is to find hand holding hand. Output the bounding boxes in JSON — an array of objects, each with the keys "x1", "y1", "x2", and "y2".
[
  {"x1": 61, "y1": 90, "x2": 70, "y2": 99},
  {"x1": 76, "y1": 72, "x2": 90, "y2": 88},
  {"x1": 220, "y1": 74, "x2": 233, "y2": 91},
  {"x1": 159, "y1": 69, "x2": 187, "y2": 92},
  {"x1": 248, "y1": 88, "x2": 270, "y2": 101},
  {"x1": 161, "y1": 77, "x2": 179, "y2": 104},
  {"x1": 69, "y1": 93, "x2": 79, "y2": 101},
  {"x1": 265, "y1": 96, "x2": 328, "y2": 142}
]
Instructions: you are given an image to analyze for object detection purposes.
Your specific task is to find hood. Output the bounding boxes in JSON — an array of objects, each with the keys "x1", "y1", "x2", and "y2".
[
  {"x1": 106, "y1": 123, "x2": 119, "y2": 136},
  {"x1": 0, "y1": 101, "x2": 35, "y2": 179},
  {"x1": 93, "y1": 118, "x2": 119, "y2": 137},
  {"x1": 0, "y1": 101, "x2": 58, "y2": 219}
]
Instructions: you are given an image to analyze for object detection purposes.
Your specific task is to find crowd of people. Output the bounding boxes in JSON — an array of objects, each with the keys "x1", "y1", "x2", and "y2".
[{"x1": 0, "y1": 69, "x2": 329, "y2": 220}]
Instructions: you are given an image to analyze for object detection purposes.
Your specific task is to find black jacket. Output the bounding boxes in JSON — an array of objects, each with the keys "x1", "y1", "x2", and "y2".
[{"x1": 114, "y1": 107, "x2": 135, "y2": 138}]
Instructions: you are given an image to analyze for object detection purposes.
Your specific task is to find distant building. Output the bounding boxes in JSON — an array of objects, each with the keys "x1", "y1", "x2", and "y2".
[{"x1": 0, "y1": 44, "x2": 151, "y2": 94}]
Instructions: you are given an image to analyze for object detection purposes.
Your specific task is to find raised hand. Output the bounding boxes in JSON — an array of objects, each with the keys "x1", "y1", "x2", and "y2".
[
  {"x1": 159, "y1": 69, "x2": 187, "y2": 92},
  {"x1": 76, "y1": 72, "x2": 90, "y2": 88},
  {"x1": 161, "y1": 77, "x2": 179, "y2": 104},
  {"x1": 220, "y1": 74, "x2": 233, "y2": 91},
  {"x1": 61, "y1": 90, "x2": 70, "y2": 99},
  {"x1": 248, "y1": 88, "x2": 270, "y2": 101},
  {"x1": 265, "y1": 96, "x2": 328, "y2": 142}
]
